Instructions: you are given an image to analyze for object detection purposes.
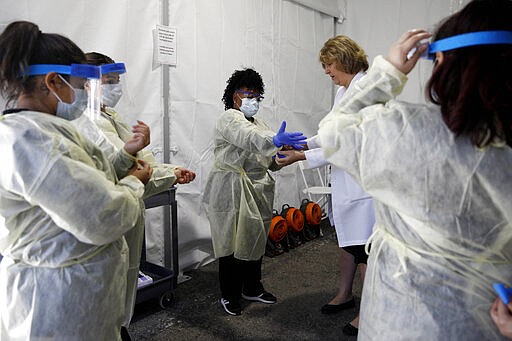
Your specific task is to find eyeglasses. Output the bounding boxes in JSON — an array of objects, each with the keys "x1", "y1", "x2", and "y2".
[{"x1": 236, "y1": 90, "x2": 264, "y2": 102}]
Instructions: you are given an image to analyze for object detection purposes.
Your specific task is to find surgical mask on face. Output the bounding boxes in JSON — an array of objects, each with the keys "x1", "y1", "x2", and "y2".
[
  {"x1": 51, "y1": 75, "x2": 88, "y2": 120},
  {"x1": 239, "y1": 97, "x2": 259, "y2": 117},
  {"x1": 101, "y1": 83, "x2": 123, "y2": 108}
]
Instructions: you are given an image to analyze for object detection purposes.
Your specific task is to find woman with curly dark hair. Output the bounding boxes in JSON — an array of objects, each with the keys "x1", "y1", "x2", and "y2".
[
  {"x1": 203, "y1": 68, "x2": 306, "y2": 316},
  {"x1": 317, "y1": 0, "x2": 512, "y2": 339}
]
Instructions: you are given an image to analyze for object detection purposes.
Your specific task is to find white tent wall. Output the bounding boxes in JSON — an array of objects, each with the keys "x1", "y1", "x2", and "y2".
[
  {"x1": 0, "y1": 0, "x2": 470, "y2": 272},
  {"x1": 0, "y1": 0, "x2": 161, "y2": 125}
]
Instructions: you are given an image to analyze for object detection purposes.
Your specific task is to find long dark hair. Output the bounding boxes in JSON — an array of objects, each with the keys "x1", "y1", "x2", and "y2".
[
  {"x1": 222, "y1": 68, "x2": 264, "y2": 110},
  {"x1": 427, "y1": 0, "x2": 512, "y2": 148},
  {"x1": 0, "y1": 21, "x2": 86, "y2": 107}
]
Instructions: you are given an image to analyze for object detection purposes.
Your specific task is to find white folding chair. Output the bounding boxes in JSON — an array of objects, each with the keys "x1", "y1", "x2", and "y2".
[{"x1": 297, "y1": 160, "x2": 331, "y2": 215}]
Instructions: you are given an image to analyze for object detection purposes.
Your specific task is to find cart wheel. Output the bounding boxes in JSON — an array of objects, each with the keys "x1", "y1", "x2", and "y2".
[{"x1": 159, "y1": 290, "x2": 174, "y2": 309}]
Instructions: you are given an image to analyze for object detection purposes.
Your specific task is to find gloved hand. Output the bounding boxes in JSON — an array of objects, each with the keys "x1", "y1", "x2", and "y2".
[{"x1": 272, "y1": 121, "x2": 307, "y2": 150}]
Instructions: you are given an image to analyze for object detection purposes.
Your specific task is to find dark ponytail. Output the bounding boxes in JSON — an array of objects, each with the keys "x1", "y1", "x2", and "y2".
[{"x1": 0, "y1": 21, "x2": 86, "y2": 107}]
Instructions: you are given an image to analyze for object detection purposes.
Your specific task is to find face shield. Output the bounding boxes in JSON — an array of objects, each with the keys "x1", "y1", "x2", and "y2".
[
  {"x1": 100, "y1": 63, "x2": 126, "y2": 108},
  {"x1": 76, "y1": 64, "x2": 102, "y2": 121},
  {"x1": 410, "y1": 30, "x2": 512, "y2": 61},
  {"x1": 25, "y1": 64, "x2": 101, "y2": 121}
]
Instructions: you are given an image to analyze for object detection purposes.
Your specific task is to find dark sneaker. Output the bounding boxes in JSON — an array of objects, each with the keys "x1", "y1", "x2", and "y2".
[
  {"x1": 220, "y1": 298, "x2": 241, "y2": 316},
  {"x1": 242, "y1": 291, "x2": 277, "y2": 304},
  {"x1": 342, "y1": 322, "x2": 358, "y2": 336},
  {"x1": 120, "y1": 326, "x2": 132, "y2": 341}
]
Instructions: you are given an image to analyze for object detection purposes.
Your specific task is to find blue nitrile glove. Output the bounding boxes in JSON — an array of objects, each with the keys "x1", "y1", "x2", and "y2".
[
  {"x1": 494, "y1": 283, "x2": 512, "y2": 304},
  {"x1": 272, "y1": 121, "x2": 307, "y2": 150},
  {"x1": 272, "y1": 153, "x2": 285, "y2": 161}
]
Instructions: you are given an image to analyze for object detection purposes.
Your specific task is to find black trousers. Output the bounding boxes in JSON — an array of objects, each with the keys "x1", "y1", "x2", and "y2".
[{"x1": 218, "y1": 254, "x2": 264, "y2": 302}]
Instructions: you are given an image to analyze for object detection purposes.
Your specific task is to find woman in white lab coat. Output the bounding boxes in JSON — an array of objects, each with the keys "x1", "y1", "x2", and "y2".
[
  {"x1": 0, "y1": 21, "x2": 152, "y2": 340},
  {"x1": 276, "y1": 35, "x2": 374, "y2": 336}
]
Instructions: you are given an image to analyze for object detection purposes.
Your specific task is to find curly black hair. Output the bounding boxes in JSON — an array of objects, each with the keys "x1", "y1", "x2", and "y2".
[{"x1": 222, "y1": 68, "x2": 265, "y2": 110}]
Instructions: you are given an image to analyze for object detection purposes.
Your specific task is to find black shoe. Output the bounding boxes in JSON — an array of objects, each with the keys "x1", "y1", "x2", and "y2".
[
  {"x1": 242, "y1": 291, "x2": 277, "y2": 304},
  {"x1": 342, "y1": 323, "x2": 358, "y2": 336},
  {"x1": 120, "y1": 326, "x2": 132, "y2": 341},
  {"x1": 320, "y1": 297, "x2": 355, "y2": 314},
  {"x1": 220, "y1": 298, "x2": 242, "y2": 316}
]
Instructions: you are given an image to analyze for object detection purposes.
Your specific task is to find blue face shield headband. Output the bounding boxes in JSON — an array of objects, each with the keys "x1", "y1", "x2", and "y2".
[
  {"x1": 100, "y1": 63, "x2": 126, "y2": 75},
  {"x1": 24, "y1": 64, "x2": 101, "y2": 80},
  {"x1": 424, "y1": 30, "x2": 512, "y2": 60},
  {"x1": 23, "y1": 64, "x2": 101, "y2": 121}
]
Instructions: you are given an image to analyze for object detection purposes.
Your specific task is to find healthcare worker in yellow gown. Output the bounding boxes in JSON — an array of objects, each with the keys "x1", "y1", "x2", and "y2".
[
  {"x1": 0, "y1": 21, "x2": 152, "y2": 340},
  {"x1": 72, "y1": 52, "x2": 196, "y2": 333},
  {"x1": 203, "y1": 68, "x2": 306, "y2": 316}
]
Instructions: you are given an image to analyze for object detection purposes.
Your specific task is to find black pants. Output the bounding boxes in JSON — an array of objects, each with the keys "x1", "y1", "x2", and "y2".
[{"x1": 218, "y1": 254, "x2": 264, "y2": 302}]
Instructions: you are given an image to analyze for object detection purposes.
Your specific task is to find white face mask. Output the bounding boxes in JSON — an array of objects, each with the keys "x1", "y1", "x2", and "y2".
[
  {"x1": 101, "y1": 83, "x2": 123, "y2": 108},
  {"x1": 52, "y1": 75, "x2": 88, "y2": 121},
  {"x1": 239, "y1": 97, "x2": 259, "y2": 117}
]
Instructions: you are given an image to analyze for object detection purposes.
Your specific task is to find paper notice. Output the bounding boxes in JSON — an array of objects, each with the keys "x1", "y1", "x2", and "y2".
[{"x1": 154, "y1": 25, "x2": 177, "y2": 66}]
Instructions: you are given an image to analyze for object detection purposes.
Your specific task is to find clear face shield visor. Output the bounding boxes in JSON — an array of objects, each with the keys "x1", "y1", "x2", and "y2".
[
  {"x1": 24, "y1": 64, "x2": 101, "y2": 121},
  {"x1": 100, "y1": 63, "x2": 127, "y2": 109},
  {"x1": 408, "y1": 30, "x2": 512, "y2": 61}
]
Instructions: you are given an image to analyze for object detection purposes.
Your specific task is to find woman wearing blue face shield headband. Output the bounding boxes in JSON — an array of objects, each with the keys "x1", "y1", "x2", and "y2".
[
  {"x1": 24, "y1": 63, "x2": 100, "y2": 121},
  {"x1": 0, "y1": 21, "x2": 153, "y2": 341},
  {"x1": 85, "y1": 52, "x2": 197, "y2": 191},
  {"x1": 82, "y1": 52, "x2": 196, "y2": 335}
]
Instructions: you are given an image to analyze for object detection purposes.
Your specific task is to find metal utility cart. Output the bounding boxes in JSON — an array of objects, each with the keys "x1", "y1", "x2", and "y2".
[{"x1": 136, "y1": 187, "x2": 179, "y2": 309}]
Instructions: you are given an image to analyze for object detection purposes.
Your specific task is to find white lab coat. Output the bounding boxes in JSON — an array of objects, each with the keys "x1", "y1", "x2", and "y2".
[
  {"x1": 318, "y1": 56, "x2": 512, "y2": 340},
  {"x1": 73, "y1": 108, "x2": 180, "y2": 327},
  {"x1": 0, "y1": 111, "x2": 145, "y2": 340},
  {"x1": 203, "y1": 109, "x2": 280, "y2": 261},
  {"x1": 304, "y1": 72, "x2": 374, "y2": 247}
]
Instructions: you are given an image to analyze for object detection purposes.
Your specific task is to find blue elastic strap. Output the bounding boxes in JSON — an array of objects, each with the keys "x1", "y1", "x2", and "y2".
[
  {"x1": 70, "y1": 64, "x2": 101, "y2": 79},
  {"x1": 24, "y1": 64, "x2": 100, "y2": 79},
  {"x1": 26, "y1": 64, "x2": 71, "y2": 76},
  {"x1": 428, "y1": 30, "x2": 512, "y2": 56},
  {"x1": 100, "y1": 63, "x2": 126, "y2": 75}
]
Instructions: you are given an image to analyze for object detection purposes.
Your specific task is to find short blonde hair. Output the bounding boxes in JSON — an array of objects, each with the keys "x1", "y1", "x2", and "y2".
[{"x1": 319, "y1": 35, "x2": 368, "y2": 74}]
